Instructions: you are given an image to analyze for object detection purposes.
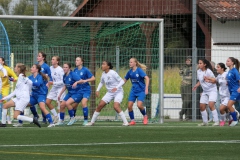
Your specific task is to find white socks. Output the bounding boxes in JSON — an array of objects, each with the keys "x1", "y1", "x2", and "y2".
[
  {"x1": 1, "y1": 108, "x2": 7, "y2": 124},
  {"x1": 220, "y1": 113, "x2": 226, "y2": 121},
  {"x1": 50, "y1": 109, "x2": 58, "y2": 117},
  {"x1": 17, "y1": 115, "x2": 33, "y2": 123},
  {"x1": 201, "y1": 110, "x2": 208, "y2": 123},
  {"x1": 91, "y1": 111, "x2": 100, "y2": 123},
  {"x1": 211, "y1": 109, "x2": 219, "y2": 122},
  {"x1": 119, "y1": 111, "x2": 128, "y2": 124}
]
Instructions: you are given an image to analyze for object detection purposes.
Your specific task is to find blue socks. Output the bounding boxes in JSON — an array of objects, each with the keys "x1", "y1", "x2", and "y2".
[
  {"x1": 60, "y1": 112, "x2": 65, "y2": 121},
  {"x1": 41, "y1": 111, "x2": 46, "y2": 122},
  {"x1": 83, "y1": 107, "x2": 88, "y2": 120},
  {"x1": 68, "y1": 109, "x2": 74, "y2": 118},
  {"x1": 140, "y1": 108, "x2": 146, "y2": 116},
  {"x1": 30, "y1": 106, "x2": 39, "y2": 118},
  {"x1": 73, "y1": 109, "x2": 77, "y2": 117},
  {"x1": 45, "y1": 113, "x2": 53, "y2": 124},
  {"x1": 230, "y1": 111, "x2": 237, "y2": 121},
  {"x1": 129, "y1": 111, "x2": 134, "y2": 120}
]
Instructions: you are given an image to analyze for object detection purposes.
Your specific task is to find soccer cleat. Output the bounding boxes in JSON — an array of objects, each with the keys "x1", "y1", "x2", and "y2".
[
  {"x1": 85, "y1": 122, "x2": 94, "y2": 126},
  {"x1": 82, "y1": 120, "x2": 88, "y2": 126},
  {"x1": 198, "y1": 122, "x2": 208, "y2": 126},
  {"x1": 13, "y1": 123, "x2": 23, "y2": 127},
  {"x1": 228, "y1": 120, "x2": 233, "y2": 126},
  {"x1": 219, "y1": 121, "x2": 225, "y2": 126},
  {"x1": 67, "y1": 117, "x2": 76, "y2": 126},
  {"x1": 229, "y1": 121, "x2": 238, "y2": 127},
  {"x1": 0, "y1": 123, "x2": 7, "y2": 127},
  {"x1": 47, "y1": 123, "x2": 55, "y2": 128},
  {"x1": 7, "y1": 121, "x2": 12, "y2": 124},
  {"x1": 129, "y1": 121, "x2": 136, "y2": 126},
  {"x1": 53, "y1": 116, "x2": 59, "y2": 124},
  {"x1": 143, "y1": 116, "x2": 148, "y2": 125},
  {"x1": 212, "y1": 121, "x2": 219, "y2": 126},
  {"x1": 55, "y1": 120, "x2": 65, "y2": 126},
  {"x1": 33, "y1": 117, "x2": 41, "y2": 128},
  {"x1": 122, "y1": 122, "x2": 129, "y2": 126}
]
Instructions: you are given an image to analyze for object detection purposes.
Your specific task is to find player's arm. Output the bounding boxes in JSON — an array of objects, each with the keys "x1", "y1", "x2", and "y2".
[
  {"x1": 204, "y1": 76, "x2": 216, "y2": 83},
  {"x1": 96, "y1": 75, "x2": 104, "y2": 97},
  {"x1": 58, "y1": 86, "x2": 67, "y2": 101},
  {"x1": 192, "y1": 81, "x2": 200, "y2": 91},
  {"x1": 7, "y1": 67, "x2": 18, "y2": 82},
  {"x1": 144, "y1": 75, "x2": 150, "y2": 95},
  {"x1": 112, "y1": 72, "x2": 124, "y2": 92}
]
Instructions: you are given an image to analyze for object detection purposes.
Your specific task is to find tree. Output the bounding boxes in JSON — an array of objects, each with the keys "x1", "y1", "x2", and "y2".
[{"x1": 0, "y1": 0, "x2": 73, "y2": 45}]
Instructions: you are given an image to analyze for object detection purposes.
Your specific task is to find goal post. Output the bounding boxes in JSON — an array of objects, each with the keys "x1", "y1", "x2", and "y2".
[{"x1": 0, "y1": 15, "x2": 164, "y2": 123}]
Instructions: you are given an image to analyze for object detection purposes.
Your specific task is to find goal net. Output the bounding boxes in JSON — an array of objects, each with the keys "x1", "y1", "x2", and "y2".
[{"x1": 0, "y1": 16, "x2": 163, "y2": 122}]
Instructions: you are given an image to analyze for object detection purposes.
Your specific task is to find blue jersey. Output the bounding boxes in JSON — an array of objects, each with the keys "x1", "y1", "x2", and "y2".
[
  {"x1": 125, "y1": 67, "x2": 147, "y2": 93},
  {"x1": 29, "y1": 74, "x2": 48, "y2": 95},
  {"x1": 226, "y1": 68, "x2": 240, "y2": 92},
  {"x1": 74, "y1": 67, "x2": 93, "y2": 91},
  {"x1": 38, "y1": 62, "x2": 52, "y2": 81},
  {"x1": 63, "y1": 71, "x2": 81, "y2": 95}
]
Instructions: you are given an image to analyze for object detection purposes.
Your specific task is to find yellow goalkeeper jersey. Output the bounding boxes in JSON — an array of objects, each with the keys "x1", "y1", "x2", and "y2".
[{"x1": 0, "y1": 65, "x2": 18, "y2": 90}]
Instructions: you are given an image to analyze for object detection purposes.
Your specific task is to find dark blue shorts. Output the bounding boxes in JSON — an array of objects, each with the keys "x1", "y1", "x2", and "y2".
[
  {"x1": 128, "y1": 91, "x2": 146, "y2": 102},
  {"x1": 63, "y1": 93, "x2": 83, "y2": 103},
  {"x1": 30, "y1": 94, "x2": 47, "y2": 105}
]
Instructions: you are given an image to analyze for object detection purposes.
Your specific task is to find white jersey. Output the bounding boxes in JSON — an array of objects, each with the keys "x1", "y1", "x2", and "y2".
[
  {"x1": 3, "y1": 73, "x2": 32, "y2": 101},
  {"x1": 216, "y1": 72, "x2": 230, "y2": 97},
  {"x1": 97, "y1": 70, "x2": 124, "y2": 92},
  {"x1": 50, "y1": 66, "x2": 64, "y2": 88},
  {"x1": 197, "y1": 68, "x2": 217, "y2": 92}
]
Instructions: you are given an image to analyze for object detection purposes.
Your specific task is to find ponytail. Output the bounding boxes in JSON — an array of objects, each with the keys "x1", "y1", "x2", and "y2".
[
  {"x1": 34, "y1": 64, "x2": 48, "y2": 81},
  {"x1": 199, "y1": 58, "x2": 213, "y2": 72},
  {"x1": 131, "y1": 57, "x2": 147, "y2": 71},
  {"x1": 229, "y1": 57, "x2": 240, "y2": 71}
]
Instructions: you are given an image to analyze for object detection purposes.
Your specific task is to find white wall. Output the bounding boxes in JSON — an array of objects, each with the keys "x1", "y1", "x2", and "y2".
[{"x1": 211, "y1": 20, "x2": 240, "y2": 66}]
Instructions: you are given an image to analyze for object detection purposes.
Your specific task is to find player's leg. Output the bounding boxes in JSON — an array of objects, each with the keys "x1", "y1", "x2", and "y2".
[
  {"x1": 86, "y1": 92, "x2": 111, "y2": 126},
  {"x1": 113, "y1": 91, "x2": 128, "y2": 126},
  {"x1": 136, "y1": 92, "x2": 147, "y2": 125},
  {"x1": 208, "y1": 91, "x2": 219, "y2": 126},
  {"x1": 228, "y1": 92, "x2": 240, "y2": 126},
  {"x1": 81, "y1": 93, "x2": 90, "y2": 125},
  {"x1": 38, "y1": 95, "x2": 54, "y2": 127},
  {"x1": 198, "y1": 92, "x2": 208, "y2": 126},
  {"x1": 128, "y1": 91, "x2": 137, "y2": 125},
  {"x1": 0, "y1": 100, "x2": 15, "y2": 127}
]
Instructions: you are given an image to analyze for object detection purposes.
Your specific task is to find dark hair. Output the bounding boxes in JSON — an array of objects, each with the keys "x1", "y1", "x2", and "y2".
[
  {"x1": 39, "y1": 51, "x2": 47, "y2": 63},
  {"x1": 217, "y1": 63, "x2": 227, "y2": 71},
  {"x1": 0, "y1": 57, "x2": 7, "y2": 66},
  {"x1": 34, "y1": 64, "x2": 48, "y2": 81},
  {"x1": 16, "y1": 63, "x2": 26, "y2": 77},
  {"x1": 64, "y1": 63, "x2": 71, "y2": 69},
  {"x1": 53, "y1": 56, "x2": 60, "y2": 65},
  {"x1": 76, "y1": 57, "x2": 84, "y2": 63},
  {"x1": 199, "y1": 58, "x2": 213, "y2": 72},
  {"x1": 103, "y1": 60, "x2": 113, "y2": 69},
  {"x1": 229, "y1": 57, "x2": 240, "y2": 71}
]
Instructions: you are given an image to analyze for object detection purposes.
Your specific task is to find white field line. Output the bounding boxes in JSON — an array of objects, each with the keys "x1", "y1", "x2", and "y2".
[{"x1": 0, "y1": 140, "x2": 240, "y2": 147}]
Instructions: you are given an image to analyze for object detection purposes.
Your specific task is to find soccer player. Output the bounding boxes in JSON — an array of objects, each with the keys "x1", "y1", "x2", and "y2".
[
  {"x1": 86, "y1": 60, "x2": 128, "y2": 126},
  {"x1": 192, "y1": 58, "x2": 219, "y2": 126},
  {"x1": 35, "y1": 51, "x2": 52, "y2": 123},
  {"x1": 56, "y1": 63, "x2": 82, "y2": 126},
  {"x1": 124, "y1": 58, "x2": 149, "y2": 125},
  {"x1": 28, "y1": 64, "x2": 55, "y2": 127},
  {"x1": 0, "y1": 63, "x2": 41, "y2": 128},
  {"x1": 204, "y1": 63, "x2": 230, "y2": 126},
  {"x1": 0, "y1": 57, "x2": 16, "y2": 124},
  {"x1": 72, "y1": 57, "x2": 95, "y2": 125},
  {"x1": 225, "y1": 57, "x2": 240, "y2": 126},
  {"x1": 46, "y1": 56, "x2": 66, "y2": 124}
]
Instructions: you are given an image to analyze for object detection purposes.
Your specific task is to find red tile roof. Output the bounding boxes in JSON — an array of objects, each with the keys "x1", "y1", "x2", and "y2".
[{"x1": 198, "y1": 0, "x2": 240, "y2": 22}]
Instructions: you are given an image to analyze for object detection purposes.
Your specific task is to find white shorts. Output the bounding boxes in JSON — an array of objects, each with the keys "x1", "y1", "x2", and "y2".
[
  {"x1": 102, "y1": 90, "x2": 123, "y2": 104},
  {"x1": 13, "y1": 97, "x2": 30, "y2": 112},
  {"x1": 200, "y1": 91, "x2": 218, "y2": 104},
  {"x1": 47, "y1": 87, "x2": 66, "y2": 101},
  {"x1": 220, "y1": 96, "x2": 229, "y2": 106}
]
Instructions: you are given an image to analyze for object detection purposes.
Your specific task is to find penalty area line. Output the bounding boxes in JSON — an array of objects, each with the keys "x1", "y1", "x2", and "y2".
[{"x1": 0, "y1": 140, "x2": 240, "y2": 147}]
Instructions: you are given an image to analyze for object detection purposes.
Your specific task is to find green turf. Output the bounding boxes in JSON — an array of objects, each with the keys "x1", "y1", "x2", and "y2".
[{"x1": 0, "y1": 121, "x2": 240, "y2": 160}]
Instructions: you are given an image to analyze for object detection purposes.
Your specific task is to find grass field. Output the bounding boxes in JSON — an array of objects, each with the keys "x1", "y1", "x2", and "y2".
[{"x1": 0, "y1": 121, "x2": 240, "y2": 160}]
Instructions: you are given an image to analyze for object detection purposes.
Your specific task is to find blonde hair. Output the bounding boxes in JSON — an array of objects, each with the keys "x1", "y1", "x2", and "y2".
[{"x1": 131, "y1": 57, "x2": 147, "y2": 70}]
